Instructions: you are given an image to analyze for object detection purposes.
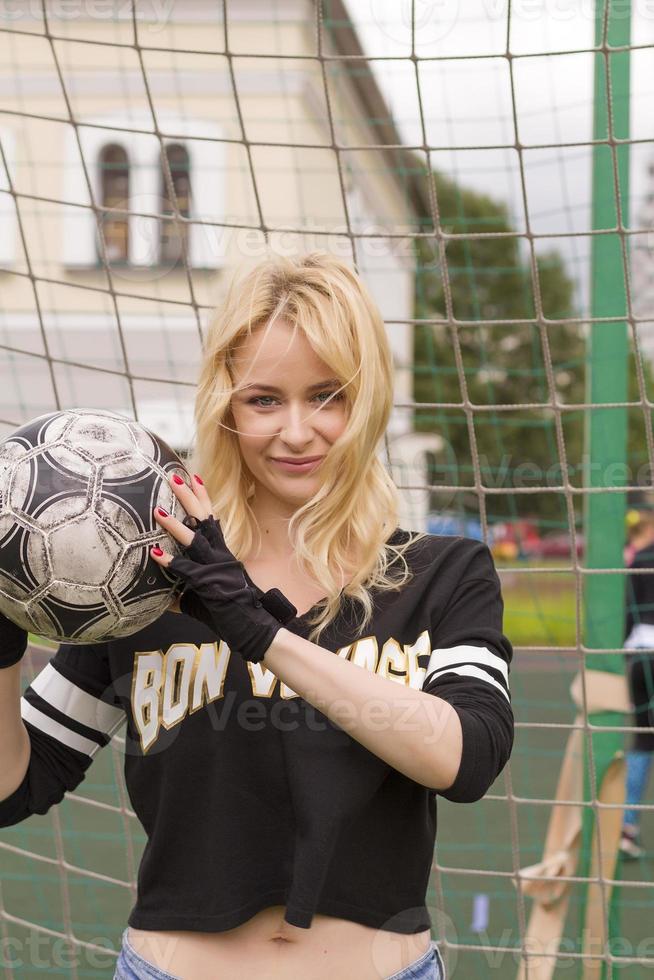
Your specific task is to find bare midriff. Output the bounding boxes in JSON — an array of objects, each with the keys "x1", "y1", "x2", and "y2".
[{"x1": 127, "y1": 907, "x2": 432, "y2": 979}]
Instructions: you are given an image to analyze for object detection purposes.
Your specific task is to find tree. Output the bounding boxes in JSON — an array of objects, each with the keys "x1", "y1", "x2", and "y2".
[{"x1": 412, "y1": 169, "x2": 654, "y2": 531}]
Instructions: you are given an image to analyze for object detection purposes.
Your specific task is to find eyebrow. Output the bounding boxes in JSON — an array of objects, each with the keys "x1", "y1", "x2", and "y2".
[{"x1": 240, "y1": 378, "x2": 341, "y2": 393}]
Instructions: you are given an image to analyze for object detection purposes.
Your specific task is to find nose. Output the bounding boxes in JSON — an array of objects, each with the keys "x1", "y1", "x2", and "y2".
[{"x1": 278, "y1": 399, "x2": 316, "y2": 449}]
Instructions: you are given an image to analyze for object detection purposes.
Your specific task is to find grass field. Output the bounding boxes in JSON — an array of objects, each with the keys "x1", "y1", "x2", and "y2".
[
  {"x1": 497, "y1": 557, "x2": 581, "y2": 649},
  {"x1": 2, "y1": 563, "x2": 652, "y2": 978}
]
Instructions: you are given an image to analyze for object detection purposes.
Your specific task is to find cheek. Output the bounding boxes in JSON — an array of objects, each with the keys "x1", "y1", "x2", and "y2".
[
  {"x1": 231, "y1": 410, "x2": 272, "y2": 455},
  {"x1": 325, "y1": 406, "x2": 348, "y2": 440},
  {"x1": 229, "y1": 410, "x2": 251, "y2": 453}
]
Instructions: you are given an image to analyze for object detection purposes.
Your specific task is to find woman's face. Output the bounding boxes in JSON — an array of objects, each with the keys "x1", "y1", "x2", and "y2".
[{"x1": 228, "y1": 319, "x2": 349, "y2": 512}]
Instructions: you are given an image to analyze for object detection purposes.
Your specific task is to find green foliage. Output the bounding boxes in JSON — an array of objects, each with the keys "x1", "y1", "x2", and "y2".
[{"x1": 412, "y1": 167, "x2": 654, "y2": 529}]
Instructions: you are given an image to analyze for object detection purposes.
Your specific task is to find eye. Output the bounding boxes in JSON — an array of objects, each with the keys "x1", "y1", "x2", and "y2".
[
  {"x1": 247, "y1": 390, "x2": 344, "y2": 407},
  {"x1": 248, "y1": 395, "x2": 276, "y2": 407},
  {"x1": 315, "y1": 390, "x2": 344, "y2": 404}
]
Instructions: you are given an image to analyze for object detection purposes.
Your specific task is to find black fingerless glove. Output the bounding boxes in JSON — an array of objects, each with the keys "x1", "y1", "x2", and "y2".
[
  {"x1": 0, "y1": 612, "x2": 28, "y2": 670},
  {"x1": 169, "y1": 516, "x2": 298, "y2": 664}
]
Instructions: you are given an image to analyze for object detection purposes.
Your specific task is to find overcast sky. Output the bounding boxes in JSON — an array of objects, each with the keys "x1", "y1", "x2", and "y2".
[{"x1": 347, "y1": 0, "x2": 654, "y2": 316}]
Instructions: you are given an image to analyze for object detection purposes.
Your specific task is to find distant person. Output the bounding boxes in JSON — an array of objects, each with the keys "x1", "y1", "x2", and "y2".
[
  {"x1": 620, "y1": 511, "x2": 654, "y2": 859},
  {"x1": 624, "y1": 509, "x2": 645, "y2": 566}
]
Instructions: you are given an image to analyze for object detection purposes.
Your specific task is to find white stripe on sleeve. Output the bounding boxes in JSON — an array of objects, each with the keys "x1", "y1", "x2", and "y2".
[
  {"x1": 424, "y1": 663, "x2": 510, "y2": 702},
  {"x1": 29, "y1": 663, "x2": 125, "y2": 737},
  {"x1": 21, "y1": 700, "x2": 104, "y2": 758},
  {"x1": 424, "y1": 644, "x2": 509, "y2": 686}
]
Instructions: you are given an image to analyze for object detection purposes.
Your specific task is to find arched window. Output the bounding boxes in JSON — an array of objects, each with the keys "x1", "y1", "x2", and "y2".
[
  {"x1": 99, "y1": 144, "x2": 129, "y2": 263},
  {"x1": 160, "y1": 143, "x2": 191, "y2": 266}
]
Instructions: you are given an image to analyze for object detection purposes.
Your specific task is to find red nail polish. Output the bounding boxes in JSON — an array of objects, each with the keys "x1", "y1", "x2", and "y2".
[
  {"x1": 172, "y1": 475, "x2": 184, "y2": 485},
  {"x1": 194, "y1": 474, "x2": 204, "y2": 485},
  {"x1": 152, "y1": 546, "x2": 164, "y2": 556},
  {"x1": 157, "y1": 507, "x2": 169, "y2": 517}
]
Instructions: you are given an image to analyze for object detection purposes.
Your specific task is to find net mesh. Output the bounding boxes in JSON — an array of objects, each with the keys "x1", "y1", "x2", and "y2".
[{"x1": 1, "y1": 1, "x2": 653, "y2": 977}]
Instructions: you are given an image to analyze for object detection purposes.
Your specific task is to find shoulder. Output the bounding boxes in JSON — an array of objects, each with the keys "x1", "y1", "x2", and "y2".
[
  {"x1": 631, "y1": 545, "x2": 654, "y2": 568},
  {"x1": 393, "y1": 528, "x2": 495, "y2": 573}
]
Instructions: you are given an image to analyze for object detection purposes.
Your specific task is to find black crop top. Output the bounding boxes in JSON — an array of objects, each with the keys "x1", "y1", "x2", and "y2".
[{"x1": 0, "y1": 530, "x2": 514, "y2": 934}]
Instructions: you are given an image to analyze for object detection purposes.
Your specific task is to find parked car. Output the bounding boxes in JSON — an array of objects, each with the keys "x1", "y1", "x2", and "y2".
[
  {"x1": 535, "y1": 531, "x2": 585, "y2": 559},
  {"x1": 427, "y1": 513, "x2": 490, "y2": 542}
]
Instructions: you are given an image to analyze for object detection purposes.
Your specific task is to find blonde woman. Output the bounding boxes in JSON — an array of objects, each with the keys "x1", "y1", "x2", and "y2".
[{"x1": 0, "y1": 252, "x2": 514, "y2": 980}]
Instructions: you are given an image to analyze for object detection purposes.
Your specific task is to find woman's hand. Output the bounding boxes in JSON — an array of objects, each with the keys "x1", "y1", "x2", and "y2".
[
  {"x1": 153, "y1": 471, "x2": 214, "y2": 552},
  {"x1": 150, "y1": 473, "x2": 298, "y2": 663},
  {"x1": 154, "y1": 473, "x2": 210, "y2": 616}
]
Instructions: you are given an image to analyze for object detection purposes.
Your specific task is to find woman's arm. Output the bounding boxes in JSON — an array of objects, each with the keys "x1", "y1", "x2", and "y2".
[
  {"x1": 263, "y1": 545, "x2": 514, "y2": 803},
  {"x1": 0, "y1": 641, "x2": 125, "y2": 827},
  {"x1": 0, "y1": 659, "x2": 31, "y2": 803},
  {"x1": 262, "y1": 627, "x2": 463, "y2": 792}
]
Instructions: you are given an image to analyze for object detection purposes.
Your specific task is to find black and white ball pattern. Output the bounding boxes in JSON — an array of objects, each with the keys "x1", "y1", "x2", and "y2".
[{"x1": 0, "y1": 409, "x2": 188, "y2": 643}]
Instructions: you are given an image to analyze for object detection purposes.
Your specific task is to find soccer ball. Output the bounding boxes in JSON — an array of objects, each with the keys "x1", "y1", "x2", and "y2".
[{"x1": 0, "y1": 409, "x2": 189, "y2": 644}]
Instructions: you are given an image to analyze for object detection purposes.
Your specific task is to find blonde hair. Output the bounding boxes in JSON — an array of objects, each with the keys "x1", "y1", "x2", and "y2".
[{"x1": 188, "y1": 251, "x2": 429, "y2": 644}]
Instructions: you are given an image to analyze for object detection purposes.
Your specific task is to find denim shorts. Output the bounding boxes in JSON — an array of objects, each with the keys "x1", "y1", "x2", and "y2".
[
  {"x1": 113, "y1": 930, "x2": 181, "y2": 980},
  {"x1": 386, "y1": 942, "x2": 445, "y2": 979},
  {"x1": 113, "y1": 928, "x2": 445, "y2": 980}
]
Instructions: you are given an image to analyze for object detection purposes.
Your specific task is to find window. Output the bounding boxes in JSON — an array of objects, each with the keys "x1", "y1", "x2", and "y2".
[
  {"x1": 99, "y1": 144, "x2": 129, "y2": 263},
  {"x1": 64, "y1": 115, "x2": 224, "y2": 269},
  {"x1": 160, "y1": 143, "x2": 190, "y2": 266}
]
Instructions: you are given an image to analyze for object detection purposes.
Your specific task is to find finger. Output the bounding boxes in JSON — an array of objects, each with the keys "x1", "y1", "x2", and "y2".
[
  {"x1": 153, "y1": 506, "x2": 195, "y2": 548},
  {"x1": 189, "y1": 473, "x2": 213, "y2": 513},
  {"x1": 150, "y1": 545, "x2": 175, "y2": 569},
  {"x1": 170, "y1": 472, "x2": 213, "y2": 521}
]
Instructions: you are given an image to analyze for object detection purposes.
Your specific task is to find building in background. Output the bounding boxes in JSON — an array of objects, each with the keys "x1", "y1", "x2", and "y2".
[{"x1": 0, "y1": 0, "x2": 441, "y2": 529}]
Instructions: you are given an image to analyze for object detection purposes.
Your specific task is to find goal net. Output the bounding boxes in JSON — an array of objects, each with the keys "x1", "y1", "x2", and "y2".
[{"x1": 1, "y1": 1, "x2": 653, "y2": 978}]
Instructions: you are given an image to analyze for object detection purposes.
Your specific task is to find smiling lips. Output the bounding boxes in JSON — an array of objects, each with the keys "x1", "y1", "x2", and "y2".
[
  {"x1": 273, "y1": 456, "x2": 324, "y2": 464},
  {"x1": 270, "y1": 457, "x2": 324, "y2": 473}
]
